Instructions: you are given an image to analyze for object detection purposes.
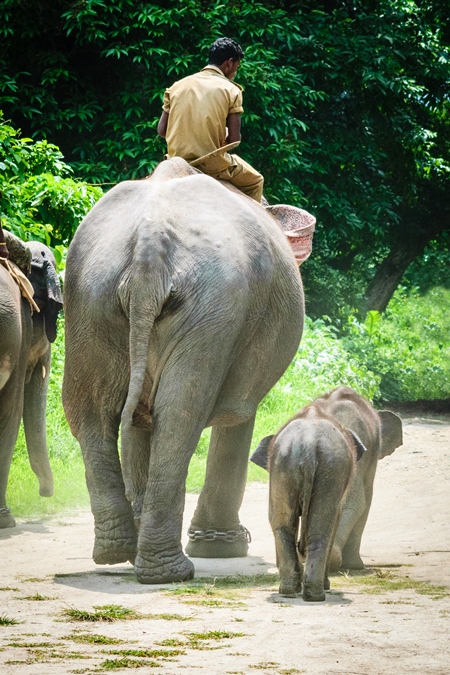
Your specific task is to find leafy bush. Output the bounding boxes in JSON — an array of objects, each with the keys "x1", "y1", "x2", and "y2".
[
  {"x1": 0, "y1": 114, "x2": 102, "y2": 253},
  {"x1": 342, "y1": 287, "x2": 450, "y2": 401}
]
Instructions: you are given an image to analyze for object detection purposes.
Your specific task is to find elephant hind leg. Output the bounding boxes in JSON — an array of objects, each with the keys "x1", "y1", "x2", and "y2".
[
  {"x1": 302, "y1": 479, "x2": 348, "y2": 602},
  {"x1": 186, "y1": 416, "x2": 256, "y2": 559},
  {"x1": 81, "y1": 407, "x2": 137, "y2": 564},
  {"x1": 267, "y1": 471, "x2": 303, "y2": 597},
  {"x1": 64, "y1": 346, "x2": 137, "y2": 565}
]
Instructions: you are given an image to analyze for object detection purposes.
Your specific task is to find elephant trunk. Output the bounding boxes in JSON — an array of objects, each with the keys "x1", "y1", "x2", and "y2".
[{"x1": 23, "y1": 350, "x2": 54, "y2": 497}]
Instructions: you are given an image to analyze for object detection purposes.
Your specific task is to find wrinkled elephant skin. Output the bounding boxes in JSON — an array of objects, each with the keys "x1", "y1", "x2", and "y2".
[
  {"x1": 0, "y1": 241, "x2": 63, "y2": 527},
  {"x1": 62, "y1": 158, "x2": 304, "y2": 584}
]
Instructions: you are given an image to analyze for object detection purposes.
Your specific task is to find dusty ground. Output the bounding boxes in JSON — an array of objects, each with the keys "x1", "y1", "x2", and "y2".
[{"x1": 0, "y1": 415, "x2": 449, "y2": 675}]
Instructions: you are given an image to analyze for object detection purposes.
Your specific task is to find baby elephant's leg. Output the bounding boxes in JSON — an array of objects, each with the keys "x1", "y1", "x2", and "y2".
[{"x1": 269, "y1": 475, "x2": 302, "y2": 597}]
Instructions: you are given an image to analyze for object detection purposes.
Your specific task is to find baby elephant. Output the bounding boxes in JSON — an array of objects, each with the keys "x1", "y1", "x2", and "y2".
[
  {"x1": 251, "y1": 387, "x2": 403, "y2": 601},
  {"x1": 251, "y1": 400, "x2": 366, "y2": 601}
]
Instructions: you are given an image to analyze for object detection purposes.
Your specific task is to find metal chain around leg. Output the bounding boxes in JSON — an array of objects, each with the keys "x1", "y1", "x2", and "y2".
[{"x1": 187, "y1": 524, "x2": 251, "y2": 544}]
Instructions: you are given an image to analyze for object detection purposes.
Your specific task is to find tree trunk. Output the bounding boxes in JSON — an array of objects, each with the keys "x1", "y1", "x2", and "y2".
[{"x1": 364, "y1": 235, "x2": 429, "y2": 313}]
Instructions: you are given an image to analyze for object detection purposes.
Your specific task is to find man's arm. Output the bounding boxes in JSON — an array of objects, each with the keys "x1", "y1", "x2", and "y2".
[
  {"x1": 226, "y1": 113, "x2": 241, "y2": 144},
  {"x1": 157, "y1": 111, "x2": 169, "y2": 138}
]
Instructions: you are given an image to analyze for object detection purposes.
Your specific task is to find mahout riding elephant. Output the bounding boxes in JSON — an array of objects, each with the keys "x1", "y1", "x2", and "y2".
[
  {"x1": 62, "y1": 157, "x2": 305, "y2": 584},
  {"x1": 250, "y1": 397, "x2": 366, "y2": 601},
  {"x1": 251, "y1": 386, "x2": 403, "y2": 587},
  {"x1": 0, "y1": 238, "x2": 63, "y2": 528}
]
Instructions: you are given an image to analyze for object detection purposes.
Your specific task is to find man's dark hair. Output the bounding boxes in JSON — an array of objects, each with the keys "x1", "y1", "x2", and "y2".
[{"x1": 208, "y1": 38, "x2": 244, "y2": 65}]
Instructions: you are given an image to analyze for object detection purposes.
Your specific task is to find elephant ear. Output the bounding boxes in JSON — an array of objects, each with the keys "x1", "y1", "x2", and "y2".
[
  {"x1": 29, "y1": 244, "x2": 63, "y2": 343},
  {"x1": 347, "y1": 430, "x2": 367, "y2": 461},
  {"x1": 378, "y1": 410, "x2": 403, "y2": 459},
  {"x1": 249, "y1": 435, "x2": 274, "y2": 471}
]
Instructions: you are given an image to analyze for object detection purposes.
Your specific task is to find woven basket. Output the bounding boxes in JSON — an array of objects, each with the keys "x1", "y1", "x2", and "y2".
[{"x1": 266, "y1": 205, "x2": 316, "y2": 265}]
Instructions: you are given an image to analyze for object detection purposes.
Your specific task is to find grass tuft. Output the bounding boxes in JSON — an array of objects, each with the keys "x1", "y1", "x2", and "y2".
[
  {"x1": 97, "y1": 656, "x2": 159, "y2": 670},
  {"x1": 66, "y1": 633, "x2": 125, "y2": 645},
  {"x1": 144, "y1": 612, "x2": 193, "y2": 621},
  {"x1": 336, "y1": 569, "x2": 449, "y2": 599},
  {"x1": 19, "y1": 593, "x2": 54, "y2": 601},
  {"x1": 0, "y1": 614, "x2": 22, "y2": 626},
  {"x1": 61, "y1": 604, "x2": 141, "y2": 622},
  {"x1": 102, "y1": 647, "x2": 184, "y2": 659}
]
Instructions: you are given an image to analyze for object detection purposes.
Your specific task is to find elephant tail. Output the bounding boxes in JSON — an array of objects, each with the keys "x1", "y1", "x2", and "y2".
[
  {"x1": 119, "y1": 248, "x2": 172, "y2": 499},
  {"x1": 297, "y1": 452, "x2": 315, "y2": 559}
]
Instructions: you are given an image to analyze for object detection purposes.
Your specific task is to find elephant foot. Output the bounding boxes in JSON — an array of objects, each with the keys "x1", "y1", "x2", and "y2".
[
  {"x1": 39, "y1": 482, "x2": 54, "y2": 498},
  {"x1": 93, "y1": 515, "x2": 137, "y2": 565},
  {"x1": 0, "y1": 507, "x2": 16, "y2": 529},
  {"x1": 135, "y1": 550, "x2": 195, "y2": 584},
  {"x1": 185, "y1": 524, "x2": 250, "y2": 558},
  {"x1": 37, "y1": 468, "x2": 54, "y2": 497},
  {"x1": 328, "y1": 545, "x2": 342, "y2": 572},
  {"x1": 341, "y1": 552, "x2": 365, "y2": 570},
  {"x1": 93, "y1": 538, "x2": 137, "y2": 565},
  {"x1": 303, "y1": 586, "x2": 326, "y2": 602},
  {"x1": 279, "y1": 578, "x2": 302, "y2": 598}
]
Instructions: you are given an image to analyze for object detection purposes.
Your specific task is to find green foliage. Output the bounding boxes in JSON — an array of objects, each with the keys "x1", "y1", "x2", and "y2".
[
  {"x1": 0, "y1": 114, "x2": 102, "y2": 247},
  {"x1": 342, "y1": 286, "x2": 450, "y2": 401},
  {"x1": 404, "y1": 231, "x2": 450, "y2": 293},
  {"x1": 1, "y1": 0, "x2": 450, "y2": 315}
]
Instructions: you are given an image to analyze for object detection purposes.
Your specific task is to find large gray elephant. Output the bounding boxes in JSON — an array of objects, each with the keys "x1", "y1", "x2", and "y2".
[
  {"x1": 0, "y1": 238, "x2": 63, "y2": 528},
  {"x1": 251, "y1": 386, "x2": 403, "y2": 577},
  {"x1": 62, "y1": 158, "x2": 305, "y2": 584}
]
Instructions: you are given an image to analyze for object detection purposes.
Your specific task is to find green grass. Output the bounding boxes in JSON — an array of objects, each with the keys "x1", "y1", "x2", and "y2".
[
  {"x1": 102, "y1": 648, "x2": 184, "y2": 658},
  {"x1": 60, "y1": 605, "x2": 141, "y2": 623},
  {"x1": 96, "y1": 657, "x2": 159, "y2": 670},
  {"x1": 0, "y1": 614, "x2": 22, "y2": 626},
  {"x1": 164, "y1": 573, "x2": 278, "y2": 608},
  {"x1": 66, "y1": 634, "x2": 125, "y2": 645},
  {"x1": 19, "y1": 593, "x2": 54, "y2": 601},
  {"x1": 335, "y1": 569, "x2": 449, "y2": 599},
  {"x1": 343, "y1": 286, "x2": 450, "y2": 401}
]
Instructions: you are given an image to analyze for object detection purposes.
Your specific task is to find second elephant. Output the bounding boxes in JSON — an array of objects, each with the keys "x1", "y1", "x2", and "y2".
[
  {"x1": 0, "y1": 237, "x2": 63, "y2": 528},
  {"x1": 251, "y1": 387, "x2": 403, "y2": 580},
  {"x1": 251, "y1": 397, "x2": 366, "y2": 600}
]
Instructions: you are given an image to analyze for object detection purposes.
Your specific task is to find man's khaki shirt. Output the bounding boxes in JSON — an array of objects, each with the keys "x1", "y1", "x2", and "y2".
[{"x1": 163, "y1": 65, "x2": 243, "y2": 162}]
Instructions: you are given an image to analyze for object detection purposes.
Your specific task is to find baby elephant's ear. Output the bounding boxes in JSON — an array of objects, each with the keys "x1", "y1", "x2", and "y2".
[
  {"x1": 348, "y1": 430, "x2": 367, "y2": 461},
  {"x1": 249, "y1": 435, "x2": 274, "y2": 471},
  {"x1": 378, "y1": 410, "x2": 403, "y2": 458}
]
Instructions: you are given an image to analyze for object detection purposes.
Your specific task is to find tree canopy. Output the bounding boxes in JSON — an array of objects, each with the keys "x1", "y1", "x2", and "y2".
[{"x1": 1, "y1": 0, "x2": 449, "y2": 315}]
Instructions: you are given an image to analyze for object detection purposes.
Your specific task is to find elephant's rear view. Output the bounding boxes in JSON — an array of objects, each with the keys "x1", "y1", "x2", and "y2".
[{"x1": 63, "y1": 158, "x2": 305, "y2": 583}]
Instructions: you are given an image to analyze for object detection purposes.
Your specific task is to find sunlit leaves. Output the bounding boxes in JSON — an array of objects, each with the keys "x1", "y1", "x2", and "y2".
[{"x1": 0, "y1": 115, "x2": 102, "y2": 246}]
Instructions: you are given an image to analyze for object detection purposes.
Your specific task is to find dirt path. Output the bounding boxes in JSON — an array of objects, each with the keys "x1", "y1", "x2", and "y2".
[{"x1": 1, "y1": 416, "x2": 449, "y2": 674}]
